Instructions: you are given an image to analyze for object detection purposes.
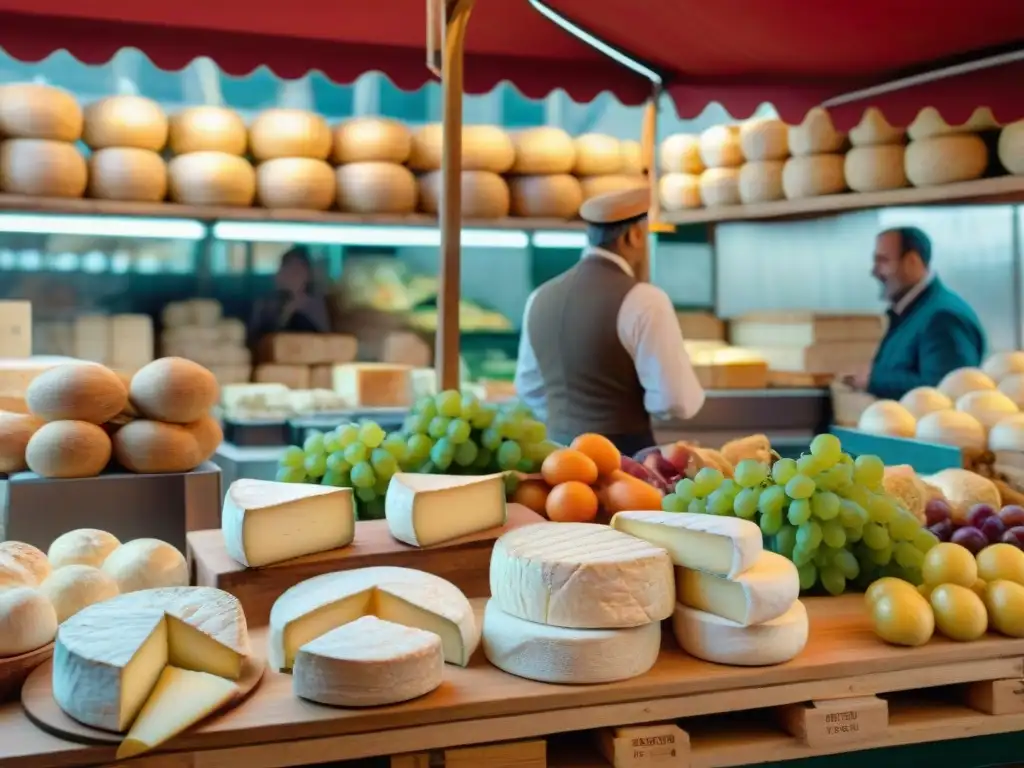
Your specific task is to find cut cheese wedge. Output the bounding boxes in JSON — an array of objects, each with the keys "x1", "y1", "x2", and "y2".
[
  {"x1": 293, "y1": 615, "x2": 443, "y2": 707},
  {"x1": 676, "y1": 550, "x2": 799, "y2": 626},
  {"x1": 610, "y1": 511, "x2": 762, "y2": 578},
  {"x1": 221, "y1": 479, "x2": 355, "y2": 566},
  {"x1": 116, "y1": 666, "x2": 236, "y2": 759},
  {"x1": 268, "y1": 566, "x2": 478, "y2": 672},
  {"x1": 385, "y1": 472, "x2": 506, "y2": 547},
  {"x1": 672, "y1": 600, "x2": 808, "y2": 666},
  {"x1": 332, "y1": 363, "x2": 413, "y2": 408}
]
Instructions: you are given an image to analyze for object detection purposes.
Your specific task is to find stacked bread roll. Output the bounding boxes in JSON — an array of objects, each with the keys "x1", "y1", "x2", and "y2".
[
  {"x1": 332, "y1": 117, "x2": 418, "y2": 215},
  {"x1": 573, "y1": 133, "x2": 645, "y2": 202},
  {"x1": 250, "y1": 109, "x2": 335, "y2": 210},
  {"x1": 782, "y1": 108, "x2": 848, "y2": 199},
  {"x1": 506, "y1": 127, "x2": 582, "y2": 219},
  {"x1": 844, "y1": 108, "x2": 908, "y2": 192},
  {"x1": 161, "y1": 298, "x2": 250, "y2": 385},
  {"x1": 737, "y1": 118, "x2": 789, "y2": 203},
  {"x1": 0, "y1": 83, "x2": 87, "y2": 198},
  {"x1": 904, "y1": 107, "x2": 996, "y2": 187},
  {"x1": 658, "y1": 133, "x2": 704, "y2": 212},
  {"x1": 83, "y1": 95, "x2": 168, "y2": 202},
  {"x1": 698, "y1": 125, "x2": 743, "y2": 206},
  {"x1": 999, "y1": 120, "x2": 1024, "y2": 176},
  {"x1": 166, "y1": 105, "x2": 254, "y2": 206}
]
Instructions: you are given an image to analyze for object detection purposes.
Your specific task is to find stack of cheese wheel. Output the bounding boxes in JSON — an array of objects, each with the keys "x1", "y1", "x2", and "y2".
[
  {"x1": 658, "y1": 133, "x2": 704, "y2": 212},
  {"x1": 251, "y1": 109, "x2": 335, "y2": 210},
  {"x1": 82, "y1": 95, "x2": 168, "y2": 203},
  {"x1": 332, "y1": 117, "x2": 417, "y2": 215},
  {"x1": 573, "y1": 133, "x2": 645, "y2": 202},
  {"x1": 10, "y1": 358, "x2": 221, "y2": 479},
  {"x1": 783, "y1": 108, "x2": 847, "y2": 199},
  {"x1": 998, "y1": 120, "x2": 1024, "y2": 176},
  {"x1": 905, "y1": 107, "x2": 996, "y2": 187},
  {"x1": 482, "y1": 522, "x2": 672, "y2": 684},
  {"x1": 506, "y1": 127, "x2": 582, "y2": 219},
  {"x1": 411, "y1": 123, "x2": 515, "y2": 219},
  {"x1": 737, "y1": 118, "x2": 790, "y2": 204},
  {"x1": 697, "y1": 125, "x2": 744, "y2": 206},
  {"x1": 161, "y1": 298, "x2": 251, "y2": 385},
  {"x1": 844, "y1": 108, "x2": 907, "y2": 193},
  {"x1": 167, "y1": 105, "x2": 254, "y2": 206},
  {"x1": 0, "y1": 83, "x2": 87, "y2": 198},
  {"x1": 612, "y1": 511, "x2": 809, "y2": 667}
]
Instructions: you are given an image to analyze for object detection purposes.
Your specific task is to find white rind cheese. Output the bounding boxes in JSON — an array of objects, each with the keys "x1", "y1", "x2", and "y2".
[
  {"x1": 293, "y1": 615, "x2": 443, "y2": 707},
  {"x1": 385, "y1": 472, "x2": 506, "y2": 547},
  {"x1": 675, "y1": 550, "x2": 799, "y2": 626},
  {"x1": 268, "y1": 566, "x2": 478, "y2": 672},
  {"x1": 672, "y1": 600, "x2": 808, "y2": 666},
  {"x1": 489, "y1": 522, "x2": 674, "y2": 629},
  {"x1": 481, "y1": 600, "x2": 660, "y2": 684},
  {"x1": 222, "y1": 479, "x2": 355, "y2": 567},
  {"x1": 610, "y1": 511, "x2": 763, "y2": 578}
]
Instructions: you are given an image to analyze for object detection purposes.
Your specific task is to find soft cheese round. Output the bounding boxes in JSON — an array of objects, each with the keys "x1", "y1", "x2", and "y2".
[
  {"x1": 293, "y1": 615, "x2": 443, "y2": 707},
  {"x1": 482, "y1": 600, "x2": 660, "y2": 684},
  {"x1": 489, "y1": 522, "x2": 674, "y2": 629},
  {"x1": 672, "y1": 600, "x2": 808, "y2": 666}
]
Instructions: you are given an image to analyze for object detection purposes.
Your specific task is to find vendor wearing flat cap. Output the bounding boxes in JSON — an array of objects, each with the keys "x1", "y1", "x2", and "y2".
[{"x1": 514, "y1": 187, "x2": 706, "y2": 454}]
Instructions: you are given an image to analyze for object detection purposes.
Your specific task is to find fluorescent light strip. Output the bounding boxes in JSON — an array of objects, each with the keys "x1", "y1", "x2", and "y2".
[
  {"x1": 0, "y1": 214, "x2": 207, "y2": 240},
  {"x1": 213, "y1": 221, "x2": 532, "y2": 248},
  {"x1": 532, "y1": 231, "x2": 587, "y2": 249}
]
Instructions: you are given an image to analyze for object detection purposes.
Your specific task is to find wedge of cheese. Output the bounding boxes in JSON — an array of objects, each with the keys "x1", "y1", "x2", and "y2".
[
  {"x1": 268, "y1": 566, "x2": 478, "y2": 672},
  {"x1": 332, "y1": 363, "x2": 413, "y2": 408},
  {"x1": 676, "y1": 550, "x2": 799, "y2": 626},
  {"x1": 610, "y1": 511, "x2": 762, "y2": 579},
  {"x1": 221, "y1": 479, "x2": 355, "y2": 567},
  {"x1": 385, "y1": 472, "x2": 506, "y2": 547}
]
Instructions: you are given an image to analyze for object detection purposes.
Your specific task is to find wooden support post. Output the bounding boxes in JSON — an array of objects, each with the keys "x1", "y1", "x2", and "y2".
[{"x1": 642, "y1": 87, "x2": 674, "y2": 237}]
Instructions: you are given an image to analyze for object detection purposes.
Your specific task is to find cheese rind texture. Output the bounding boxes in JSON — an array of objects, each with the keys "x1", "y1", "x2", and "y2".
[
  {"x1": 293, "y1": 615, "x2": 443, "y2": 707},
  {"x1": 610, "y1": 511, "x2": 762, "y2": 578},
  {"x1": 221, "y1": 479, "x2": 355, "y2": 567},
  {"x1": 385, "y1": 472, "x2": 507, "y2": 547},
  {"x1": 489, "y1": 522, "x2": 674, "y2": 629},
  {"x1": 672, "y1": 600, "x2": 808, "y2": 666},
  {"x1": 268, "y1": 566, "x2": 478, "y2": 671},
  {"x1": 482, "y1": 600, "x2": 660, "y2": 684},
  {"x1": 676, "y1": 550, "x2": 799, "y2": 626}
]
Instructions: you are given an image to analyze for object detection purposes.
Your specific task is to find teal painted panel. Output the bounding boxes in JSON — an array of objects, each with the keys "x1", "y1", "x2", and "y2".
[
  {"x1": 529, "y1": 248, "x2": 579, "y2": 289},
  {"x1": 830, "y1": 427, "x2": 963, "y2": 474}
]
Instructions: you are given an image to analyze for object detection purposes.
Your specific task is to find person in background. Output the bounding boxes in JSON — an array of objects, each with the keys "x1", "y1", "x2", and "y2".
[
  {"x1": 248, "y1": 246, "x2": 331, "y2": 346},
  {"x1": 514, "y1": 187, "x2": 706, "y2": 455},
  {"x1": 845, "y1": 226, "x2": 986, "y2": 400}
]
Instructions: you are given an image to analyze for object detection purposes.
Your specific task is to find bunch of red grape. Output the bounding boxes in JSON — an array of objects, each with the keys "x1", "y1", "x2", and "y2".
[{"x1": 925, "y1": 499, "x2": 1024, "y2": 554}]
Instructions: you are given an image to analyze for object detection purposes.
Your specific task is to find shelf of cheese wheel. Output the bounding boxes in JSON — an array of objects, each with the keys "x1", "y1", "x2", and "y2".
[{"x1": 659, "y1": 105, "x2": 1024, "y2": 226}]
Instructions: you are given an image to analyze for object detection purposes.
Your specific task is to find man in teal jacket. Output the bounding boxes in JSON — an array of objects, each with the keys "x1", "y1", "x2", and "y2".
[{"x1": 848, "y1": 227, "x2": 986, "y2": 400}]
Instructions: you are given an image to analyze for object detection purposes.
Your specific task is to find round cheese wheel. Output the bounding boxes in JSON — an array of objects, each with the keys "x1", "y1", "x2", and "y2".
[
  {"x1": 0, "y1": 587, "x2": 57, "y2": 657},
  {"x1": 998, "y1": 121, "x2": 1024, "y2": 175},
  {"x1": 331, "y1": 117, "x2": 412, "y2": 164},
  {"x1": 249, "y1": 109, "x2": 332, "y2": 162},
  {"x1": 0, "y1": 83, "x2": 83, "y2": 142},
  {"x1": 788, "y1": 108, "x2": 845, "y2": 157},
  {"x1": 335, "y1": 162, "x2": 417, "y2": 215},
  {"x1": 417, "y1": 170, "x2": 510, "y2": 219},
  {"x1": 167, "y1": 152, "x2": 256, "y2": 206},
  {"x1": 908, "y1": 107, "x2": 999, "y2": 142},
  {"x1": 130, "y1": 357, "x2": 219, "y2": 424},
  {"x1": 699, "y1": 167, "x2": 741, "y2": 207},
  {"x1": 0, "y1": 139, "x2": 87, "y2": 198},
  {"x1": 256, "y1": 158, "x2": 335, "y2": 211},
  {"x1": 509, "y1": 127, "x2": 575, "y2": 174},
  {"x1": 849, "y1": 107, "x2": 905, "y2": 147},
  {"x1": 572, "y1": 134, "x2": 624, "y2": 176},
  {"x1": 82, "y1": 96, "x2": 167, "y2": 151},
  {"x1": 579, "y1": 174, "x2": 647, "y2": 201},
  {"x1": 858, "y1": 400, "x2": 917, "y2": 438},
  {"x1": 698, "y1": 125, "x2": 742, "y2": 169},
  {"x1": 938, "y1": 367, "x2": 996, "y2": 400},
  {"x1": 508, "y1": 174, "x2": 583, "y2": 219},
  {"x1": 999, "y1": 374, "x2": 1024, "y2": 409},
  {"x1": 620, "y1": 140, "x2": 643, "y2": 174},
  {"x1": 984, "y1": 351, "x2": 1024, "y2": 382},
  {"x1": 844, "y1": 145, "x2": 908, "y2": 193},
  {"x1": 408, "y1": 124, "x2": 515, "y2": 173},
  {"x1": 0, "y1": 412, "x2": 43, "y2": 474},
  {"x1": 739, "y1": 119, "x2": 788, "y2": 161},
  {"x1": 738, "y1": 160, "x2": 785, "y2": 203},
  {"x1": 87, "y1": 148, "x2": 167, "y2": 202},
  {"x1": 899, "y1": 386, "x2": 953, "y2": 419},
  {"x1": 782, "y1": 154, "x2": 846, "y2": 199},
  {"x1": 40, "y1": 564, "x2": 119, "y2": 623},
  {"x1": 0, "y1": 542, "x2": 50, "y2": 586},
  {"x1": 658, "y1": 173, "x2": 701, "y2": 211},
  {"x1": 47, "y1": 529, "x2": 121, "y2": 570},
  {"x1": 168, "y1": 107, "x2": 247, "y2": 156},
  {"x1": 101, "y1": 538, "x2": 188, "y2": 593},
  {"x1": 26, "y1": 362, "x2": 127, "y2": 424},
  {"x1": 112, "y1": 420, "x2": 204, "y2": 474},
  {"x1": 25, "y1": 420, "x2": 111, "y2": 479},
  {"x1": 905, "y1": 135, "x2": 988, "y2": 187},
  {"x1": 660, "y1": 133, "x2": 703, "y2": 174}
]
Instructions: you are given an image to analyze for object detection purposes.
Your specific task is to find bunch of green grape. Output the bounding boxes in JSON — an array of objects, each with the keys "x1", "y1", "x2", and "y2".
[{"x1": 660, "y1": 433, "x2": 940, "y2": 596}]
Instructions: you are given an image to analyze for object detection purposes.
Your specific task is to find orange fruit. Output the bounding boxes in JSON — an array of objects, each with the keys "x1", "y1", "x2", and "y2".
[
  {"x1": 511, "y1": 480, "x2": 551, "y2": 516},
  {"x1": 546, "y1": 481, "x2": 599, "y2": 522},
  {"x1": 570, "y1": 433, "x2": 621, "y2": 476},
  {"x1": 541, "y1": 448, "x2": 599, "y2": 486}
]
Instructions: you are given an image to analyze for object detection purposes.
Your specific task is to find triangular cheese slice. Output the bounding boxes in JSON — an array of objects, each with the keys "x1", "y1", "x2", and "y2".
[{"x1": 385, "y1": 472, "x2": 506, "y2": 547}]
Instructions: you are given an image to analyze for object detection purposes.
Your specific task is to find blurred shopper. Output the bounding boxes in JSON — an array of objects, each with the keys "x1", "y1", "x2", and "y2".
[{"x1": 248, "y1": 246, "x2": 331, "y2": 347}]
